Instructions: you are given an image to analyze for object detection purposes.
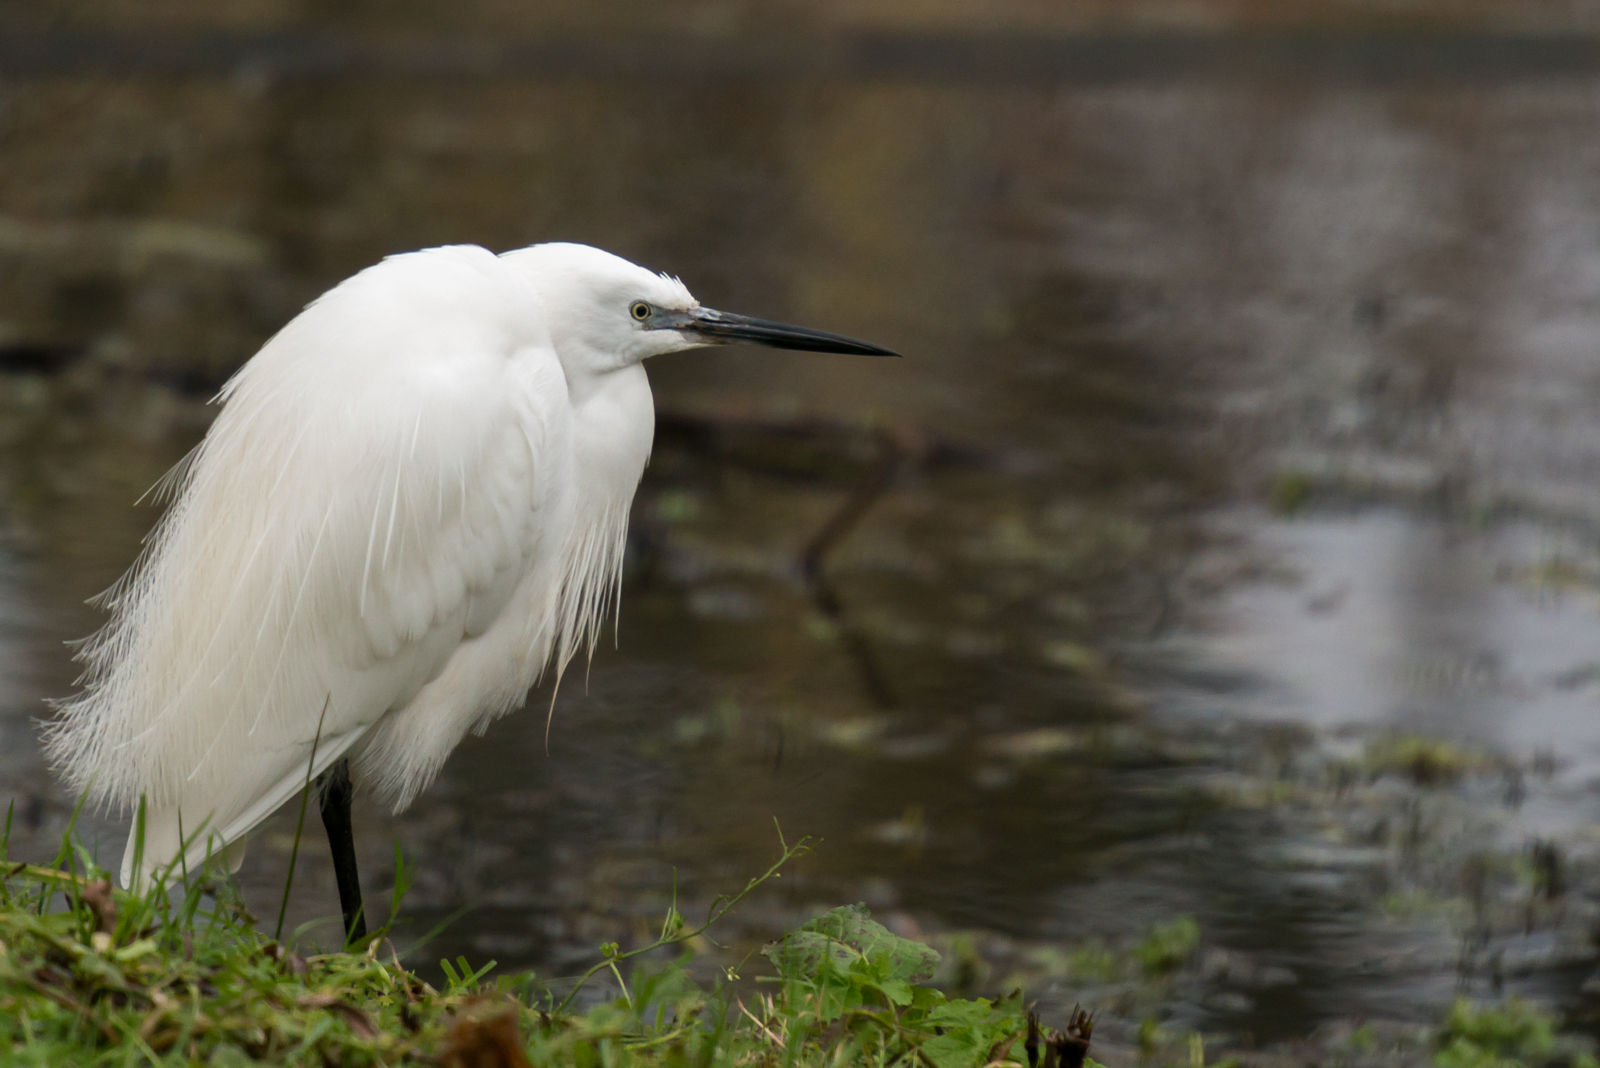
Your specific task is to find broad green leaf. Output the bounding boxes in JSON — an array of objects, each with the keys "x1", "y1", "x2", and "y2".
[
  {"x1": 928, "y1": 998, "x2": 994, "y2": 1029},
  {"x1": 922, "y1": 1030, "x2": 991, "y2": 1068},
  {"x1": 876, "y1": 977, "x2": 914, "y2": 1005},
  {"x1": 762, "y1": 903, "x2": 940, "y2": 983}
]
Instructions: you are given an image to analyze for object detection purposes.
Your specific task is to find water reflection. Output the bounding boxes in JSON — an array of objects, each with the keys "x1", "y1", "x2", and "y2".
[{"x1": 4, "y1": 51, "x2": 1600, "y2": 1049}]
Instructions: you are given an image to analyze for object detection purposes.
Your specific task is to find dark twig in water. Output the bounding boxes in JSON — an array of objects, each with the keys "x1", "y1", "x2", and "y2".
[
  {"x1": 651, "y1": 410, "x2": 979, "y2": 711},
  {"x1": 799, "y1": 429, "x2": 906, "y2": 710},
  {"x1": 653, "y1": 409, "x2": 985, "y2": 474}
]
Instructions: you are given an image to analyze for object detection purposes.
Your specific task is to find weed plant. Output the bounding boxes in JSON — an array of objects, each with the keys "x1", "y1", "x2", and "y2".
[{"x1": 0, "y1": 806, "x2": 1097, "y2": 1067}]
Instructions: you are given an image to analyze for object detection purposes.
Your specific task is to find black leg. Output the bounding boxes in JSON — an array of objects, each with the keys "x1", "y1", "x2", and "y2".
[{"x1": 317, "y1": 758, "x2": 367, "y2": 945}]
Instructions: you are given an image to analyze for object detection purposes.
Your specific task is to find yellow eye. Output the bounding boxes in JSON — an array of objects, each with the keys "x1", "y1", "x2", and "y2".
[{"x1": 630, "y1": 301, "x2": 652, "y2": 322}]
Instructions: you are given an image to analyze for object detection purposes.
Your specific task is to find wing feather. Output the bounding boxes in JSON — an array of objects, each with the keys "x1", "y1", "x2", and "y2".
[{"x1": 44, "y1": 246, "x2": 567, "y2": 885}]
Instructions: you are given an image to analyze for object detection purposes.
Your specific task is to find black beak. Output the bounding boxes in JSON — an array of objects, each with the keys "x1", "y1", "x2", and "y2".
[{"x1": 654, "y1": 306, "x2": 900, "y2": 357}]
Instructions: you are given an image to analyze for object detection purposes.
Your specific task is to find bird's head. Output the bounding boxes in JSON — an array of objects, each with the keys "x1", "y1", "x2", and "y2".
[{"x1": 500, "y1": 243, "x2": 898, "y2": 377}]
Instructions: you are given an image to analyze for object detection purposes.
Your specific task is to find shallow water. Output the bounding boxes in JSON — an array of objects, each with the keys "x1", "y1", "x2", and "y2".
[{"x1": 5, "y1": 33, "x2": 1600, "y2": 1049}]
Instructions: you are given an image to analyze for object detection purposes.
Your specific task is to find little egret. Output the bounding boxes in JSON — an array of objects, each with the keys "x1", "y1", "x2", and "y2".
[{"x1": 45, "y1": 242, "x2": 897, "y2": 940}]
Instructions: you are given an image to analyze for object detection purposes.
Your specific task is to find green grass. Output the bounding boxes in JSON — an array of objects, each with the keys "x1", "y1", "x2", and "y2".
[{"x1": 0, "y1": 812, "x2": 1099, "y2": 1067}]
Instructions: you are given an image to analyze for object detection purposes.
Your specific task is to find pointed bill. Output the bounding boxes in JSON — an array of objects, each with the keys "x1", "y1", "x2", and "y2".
[{"x1": 649, "y1": 306, "x2": 900, "y2": 357}]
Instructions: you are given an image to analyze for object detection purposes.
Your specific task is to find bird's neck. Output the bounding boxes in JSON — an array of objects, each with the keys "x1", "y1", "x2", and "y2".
[
  {"x1": 562, "y1": 351, "x2": 636, "y2": 409},
  {"x1": 566, "y1": 361, "x2": 656, "y2": 497},
  {"x1": 544, "y1": 359, "x2": 655, "y2": 666}
]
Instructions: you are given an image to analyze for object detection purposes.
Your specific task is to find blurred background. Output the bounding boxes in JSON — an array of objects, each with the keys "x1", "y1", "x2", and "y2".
[{"x1": 6, "y1": 0, "x2": 1600, "y2": 1057}]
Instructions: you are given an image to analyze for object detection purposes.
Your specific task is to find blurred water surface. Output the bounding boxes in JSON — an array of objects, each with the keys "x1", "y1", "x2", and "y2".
[{"x1": 5, "y1": 27, "x2": 1600, "y2": 1049}]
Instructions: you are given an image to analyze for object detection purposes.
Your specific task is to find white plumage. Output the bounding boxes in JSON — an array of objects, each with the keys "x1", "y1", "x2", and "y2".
[
  {"x1": 44, "y1": 240, "x2": 895, "y2": 895},
  {"x1": 48, "y1": 244, "x2": 669, "y2": 887}
]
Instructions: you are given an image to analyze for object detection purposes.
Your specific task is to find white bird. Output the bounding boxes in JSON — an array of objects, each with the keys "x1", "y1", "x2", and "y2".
[{"x1": 44, "y1": 242, "x2": 896, "y2": 939}]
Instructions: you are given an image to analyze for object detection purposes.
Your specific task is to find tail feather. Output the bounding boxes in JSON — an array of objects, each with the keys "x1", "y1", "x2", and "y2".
[{"x1": 120, "y1": 725, "x2": 369, "y2": 890}]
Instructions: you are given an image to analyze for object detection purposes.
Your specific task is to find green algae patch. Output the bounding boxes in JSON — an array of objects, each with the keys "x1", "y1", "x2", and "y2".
[
  {"x1": 1364, "y1": 734, "x2": 1490, "y2": 787},
  {"x1": 1433, "y1": 999, "x2": 1590, "y2": 1068},
  {"x1": 1133, "y1": 917, "x2": 1200, "y2": 978}
]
